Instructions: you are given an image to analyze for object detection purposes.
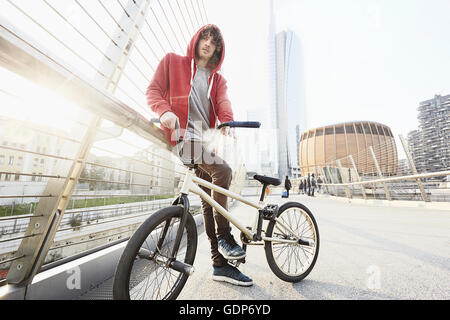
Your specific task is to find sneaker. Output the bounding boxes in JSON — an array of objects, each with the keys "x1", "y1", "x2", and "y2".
[
  {"x1": 212, "y1": 265, "x2": 253, "y2": 287},
  {"x1": 217, "y1": 235, "x2": 246, "y2": 260}
]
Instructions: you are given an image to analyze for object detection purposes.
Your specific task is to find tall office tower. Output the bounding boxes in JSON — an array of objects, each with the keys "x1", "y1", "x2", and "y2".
[
  {"x1": 265, "y1": 0, "x2": 279, "y2": 176},
  {"x1": 242, "y1": 0, "x2": 277, "y2": 176},
  {"x1": 274, "y1": 29, "x2": 306, "y2": 178},
  {"x1": 408, "y1": 94, "x2": 450, "y2": 174},
  {"x1": 407, "y1": 129, "x2": 426, "y2": 173},
  {"x1": 244, "y1": 0, "x2": 285, "y2": 177}
]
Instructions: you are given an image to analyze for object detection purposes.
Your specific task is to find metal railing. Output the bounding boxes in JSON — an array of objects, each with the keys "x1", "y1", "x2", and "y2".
[
  {"x1": 0, "y1": 0, "x2": 248, "y2": 288},
  {"x1": 294, "y1": 135, "x2": 450, "y2": 202}
]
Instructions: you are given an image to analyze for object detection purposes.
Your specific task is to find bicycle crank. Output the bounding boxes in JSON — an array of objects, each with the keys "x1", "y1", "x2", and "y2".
[{"x1": 138, "y1": 248, "x2": 195, "y2": 276}]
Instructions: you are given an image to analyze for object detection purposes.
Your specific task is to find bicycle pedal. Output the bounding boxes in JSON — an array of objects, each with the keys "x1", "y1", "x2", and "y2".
[{"x1": 228, "y1": 258, "x2": 245, "y2": 268}]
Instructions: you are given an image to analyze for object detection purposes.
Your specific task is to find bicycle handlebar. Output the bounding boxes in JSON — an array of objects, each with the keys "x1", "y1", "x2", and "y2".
[
  {"x1": 151, "y1": 118, "x2": 261, "y2": 147},
  {"x1": 151, "y1": 118, "x2": 261, "y2": 167},
  {"x1": 151, "y1": 119, "x2": 260, "y2": 136},
  {"x1": 217, "y1": 121, "x2": 261, "y2": 129}
]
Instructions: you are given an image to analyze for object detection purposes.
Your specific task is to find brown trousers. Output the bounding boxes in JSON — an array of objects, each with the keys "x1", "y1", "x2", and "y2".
[{"x1": 194, "y1": 152, "x2": 233, "y2": 267}]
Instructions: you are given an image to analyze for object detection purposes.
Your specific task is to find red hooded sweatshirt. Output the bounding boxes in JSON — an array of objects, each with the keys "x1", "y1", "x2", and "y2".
[{"x1": 146, "y1": 24, "x2": 234, "y2": 146}]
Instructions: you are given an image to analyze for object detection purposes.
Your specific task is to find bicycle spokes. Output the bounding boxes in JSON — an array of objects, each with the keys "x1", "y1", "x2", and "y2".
[
  {"x1": 128, "y1": 216, "x2": 189, "y2": 300},
  {"x1": 271, "y1": 207, "x2": 317, "y2": 276}
]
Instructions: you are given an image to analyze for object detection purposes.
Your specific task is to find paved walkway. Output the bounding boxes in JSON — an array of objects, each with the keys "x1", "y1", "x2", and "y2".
[{"x1": 178, "y1": 194, "x2": 450, "y2": 300}]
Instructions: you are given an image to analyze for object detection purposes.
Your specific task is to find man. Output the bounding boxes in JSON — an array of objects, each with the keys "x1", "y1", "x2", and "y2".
[
  {"x1": 317, "y1": 175, "x2": 322, "y2": 193},
  {"x1": 284, "y1": 175, "x2": 292, "y2": 198},
  {"x1": 303, "y1": 177, "x2": 307, "y2": 194},
  {"x1": 307, "y1": 173, "x2": 311, "y2": 196},
  {"x1": 310, "y1": 173, "x2": 316, "y2": 197},
  {"x1": 146, "y1": 25, "x2": 252, "y2": 287}
]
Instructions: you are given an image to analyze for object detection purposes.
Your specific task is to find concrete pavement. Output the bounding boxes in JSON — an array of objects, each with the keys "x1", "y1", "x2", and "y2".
[{"x1": 178, "y1": 194, "x2": 450, "y2": 300}]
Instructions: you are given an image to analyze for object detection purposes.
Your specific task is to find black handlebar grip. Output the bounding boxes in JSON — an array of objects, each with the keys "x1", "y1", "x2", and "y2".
[{"x1": 217, "y1": 121, "x2": 261, "y2": 129}]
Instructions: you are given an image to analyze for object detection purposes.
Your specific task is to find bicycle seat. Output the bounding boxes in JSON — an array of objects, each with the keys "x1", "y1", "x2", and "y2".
[{"x1": 253, "y1": 175, "x2": 281, "y2": 186}]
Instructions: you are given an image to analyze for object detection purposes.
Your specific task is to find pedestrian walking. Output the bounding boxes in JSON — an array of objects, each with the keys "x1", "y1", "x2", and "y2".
[
  {"x1": 283, "y1": 176, "x2": 292, "y2": 198},
  {"x1": 317, "y1": 176, "x2": 323, "y2": 193},
  {"x1": 303, "y1": 178, "x2": 307, "y2": 194},
  {"x1": 310, "y1": 173, "x2": 316, "y2": 197},
  {"x1": 307, "y1": 173, "x2": 311, "y2": 196}
]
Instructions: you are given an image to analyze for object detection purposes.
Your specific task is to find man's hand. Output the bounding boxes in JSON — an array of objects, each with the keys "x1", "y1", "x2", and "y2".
[{"x1": 160, "y1": 111, "x2": 178, "y2": 130}]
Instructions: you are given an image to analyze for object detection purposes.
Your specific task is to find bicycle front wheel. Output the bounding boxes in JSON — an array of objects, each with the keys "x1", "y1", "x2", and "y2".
[
  {"x1": 264, "y1": 202, "x2": 319, "y2": 283},
  {"x1": 113, "y1": 205, "x2": 197, "y2": 300}
]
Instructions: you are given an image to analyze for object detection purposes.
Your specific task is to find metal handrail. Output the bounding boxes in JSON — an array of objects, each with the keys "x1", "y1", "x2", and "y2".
[
  {"x1": 319, "y1": 171, "x2": 450, "y2": 187},
  {"x1": 0, "y1": 22, "x2": 169, "y2": 151},
  {"x1": 0, "y1": 1, "x2": 241, "y2": 289}
]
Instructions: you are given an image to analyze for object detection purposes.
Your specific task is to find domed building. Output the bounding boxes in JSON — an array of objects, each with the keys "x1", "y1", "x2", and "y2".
[{"x1": 299, "y1": 121, "x2": 398, "y2": 177}]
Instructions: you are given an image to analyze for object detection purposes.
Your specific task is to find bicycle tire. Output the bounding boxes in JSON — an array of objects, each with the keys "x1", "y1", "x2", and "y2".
[
  {"x1": 113, "y1": 205, "x2": 197, "y2": 300},
  {"x1": 264, "y1": 202, "x2": 320, "y2": 283}
]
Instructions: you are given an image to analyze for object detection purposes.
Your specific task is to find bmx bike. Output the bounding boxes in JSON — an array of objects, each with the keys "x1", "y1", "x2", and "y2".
[{"x1": 113, "y1": 121, "x2": 319, "y2": 300}]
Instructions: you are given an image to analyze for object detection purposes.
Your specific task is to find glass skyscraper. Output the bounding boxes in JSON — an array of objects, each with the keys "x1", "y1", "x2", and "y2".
[{"x1": 274, "y1": 29, "x2": 307, "y2": 178}]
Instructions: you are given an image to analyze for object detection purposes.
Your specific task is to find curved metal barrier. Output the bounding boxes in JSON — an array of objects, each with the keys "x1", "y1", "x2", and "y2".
[
  {"x1": 293, "y1": 138, "x2": 450, "y2": 203},
  {"x1": 0, "y1": 0, "x2": 247, "y2": 290}
]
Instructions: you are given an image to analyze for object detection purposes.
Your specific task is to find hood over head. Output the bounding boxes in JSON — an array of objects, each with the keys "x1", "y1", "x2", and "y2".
[{"x1": 187, "y1": 24, "x2": 225, "y2": 74}]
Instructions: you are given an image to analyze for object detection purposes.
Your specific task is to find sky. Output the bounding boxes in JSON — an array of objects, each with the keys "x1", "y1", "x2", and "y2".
[
  {"x1": 1, "y1": 0, "x2": 449, "y2": 164},
  {"x1": 207, "y1": 0, "x2": 450, "y2": 139}
]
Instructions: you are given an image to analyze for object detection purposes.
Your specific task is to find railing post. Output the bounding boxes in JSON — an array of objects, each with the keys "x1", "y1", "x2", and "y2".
[
  {"x1": 318, "y1": 166, "x2": 328, "y2": 194},
  {"x1": 98, "y1": 0, "x2": 152, "y2": 92},
  {"x1": 7, "y1": 115, "x2": 102, "y2": 285},
  {"x1": 326, "y1": 164, "x2": 338, "y2": 196},
  {"x1": 337, "y1": 160, "x2": 352, "y2": 198},
  {"x1": 349, "y1": 155, "x2": 367, "y2": 199},
  {"x1": 399, "y1": 134, "x2": 430, "y2": 202},
  {"x1": 369, "y1": 146, "x2": 392, "y2": 201}
]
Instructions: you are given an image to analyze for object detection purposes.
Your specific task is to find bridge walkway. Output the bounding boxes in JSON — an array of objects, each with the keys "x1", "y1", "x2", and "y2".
[{"x1": 79, "y1": 194, "x2": 450, "y2": 300}]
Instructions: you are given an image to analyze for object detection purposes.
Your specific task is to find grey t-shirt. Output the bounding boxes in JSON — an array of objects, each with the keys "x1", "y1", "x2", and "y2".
[
  {"x1": 180, "y1": 66, "x2": 212, "y2": 163},
  {"x1": 186, "y1": 66, "x2": 211, "y2": 141}
]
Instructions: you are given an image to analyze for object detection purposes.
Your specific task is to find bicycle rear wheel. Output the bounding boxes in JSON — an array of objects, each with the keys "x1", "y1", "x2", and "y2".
[
  {"x1": 113, "y1": 205, "x2": 197, "y2": 300},
  {"x1": 264, "y1": 202, "x2": 319, "y2": 283}
]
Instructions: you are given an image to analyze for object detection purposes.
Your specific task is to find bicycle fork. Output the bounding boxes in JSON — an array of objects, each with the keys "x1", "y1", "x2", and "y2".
[
  {"x1": 139, "y1": 193, "x2": 195, "y2": 276},
  {"x1": 169, "y1": 193, "x2": 195, "y2": 275}
]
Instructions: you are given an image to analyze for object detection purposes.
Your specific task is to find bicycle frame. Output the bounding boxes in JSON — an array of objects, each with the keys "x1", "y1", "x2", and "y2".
[
  {"x1": 113, "y1": 121, "x2": 318, "y2": 297},
  {"x1": 178, "y1": 167, "x2": 302, "y2": 245}
]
